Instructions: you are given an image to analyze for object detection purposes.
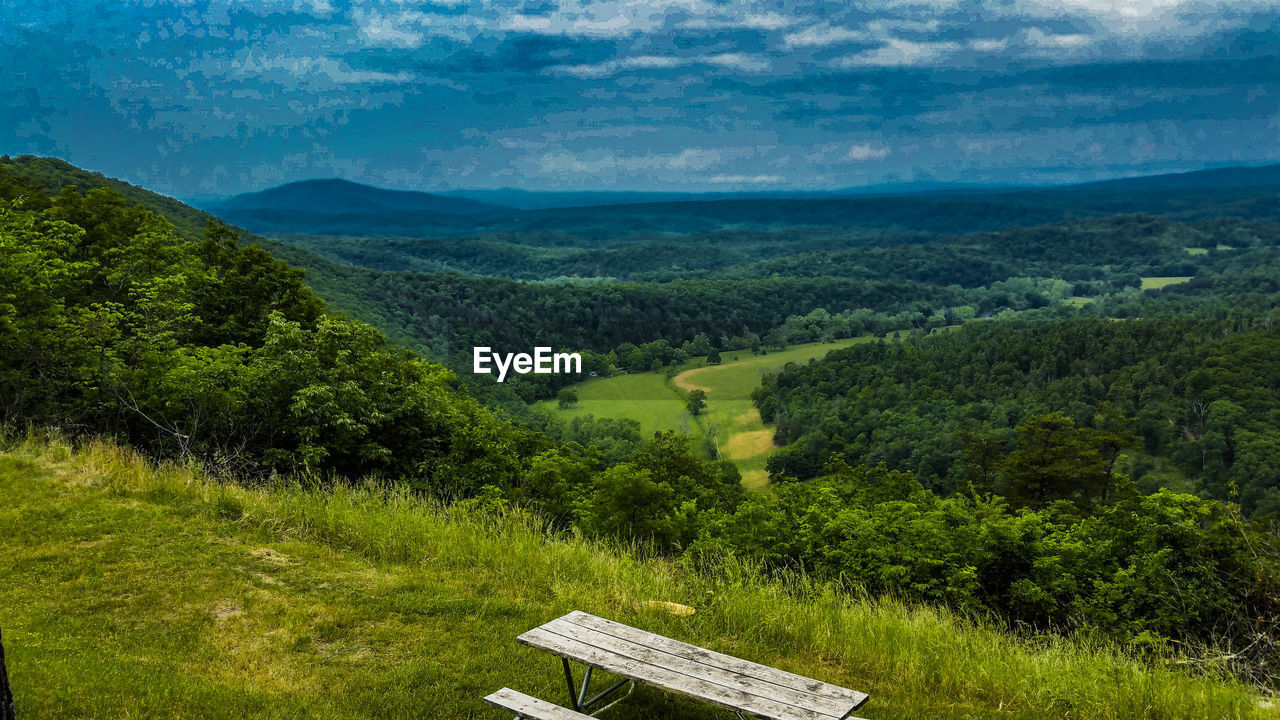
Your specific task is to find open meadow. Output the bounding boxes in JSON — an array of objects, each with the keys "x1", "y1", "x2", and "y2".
[{"x1": 536, "y1": 337, "x2": 876, "y2": 487}]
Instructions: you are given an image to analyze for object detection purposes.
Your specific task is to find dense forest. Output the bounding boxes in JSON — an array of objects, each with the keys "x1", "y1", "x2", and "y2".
[
  {"x1": 271, "y1": 214, "x2": 1268, "y2": 285},
  {"x1": 2, "y1": 155, "x2": 1278, "y2": 684},
  {"x1": 248, "y1": 214, "x2": 1280, "y2": 406},
  {"x1": 754, "y1": 300, "x2": 1280, "y2": 516}
]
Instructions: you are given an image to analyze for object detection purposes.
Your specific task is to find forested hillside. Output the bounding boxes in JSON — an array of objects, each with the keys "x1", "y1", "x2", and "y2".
[
  {"x1": 268, "y1": 214, "x2": 1269, "y2": 284},
  {"x1": 260, "y1": 213, "x2": 1280, "y2": 406},
  {"x1": 754, "y1": 301, "x2": 1280, "y2": 518},
  {"x1": 0, "y1": 157, "x2": 743, "y2": 537},
  {"x1": 3, "y1": 156, "x2": 1279, "y2": 690}
]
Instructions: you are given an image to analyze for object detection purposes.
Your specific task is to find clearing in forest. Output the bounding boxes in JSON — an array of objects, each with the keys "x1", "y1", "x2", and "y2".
[
  {"x1": 538, "y1": 337, "x2": 874, "y2": 488},
  {"x1": 1141, "y1": 276, "x2": 1193, "y2": 290}
]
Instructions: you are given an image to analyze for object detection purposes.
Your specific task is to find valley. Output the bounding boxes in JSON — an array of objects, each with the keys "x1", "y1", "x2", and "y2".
[
  {"x1": 8, "y1": 4, "x2": 1280, "y2": 717},
  {"x1": 536, "y1": 337, "x2": 877, "y2": 488},
  {"x1": 3, "y1": 155, "x2": 1280, "y2": 716}
]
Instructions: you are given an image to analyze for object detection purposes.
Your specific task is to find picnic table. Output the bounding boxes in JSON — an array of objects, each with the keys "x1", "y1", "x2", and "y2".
[{"x1": 485, "y1": 610, "x2": 870, "y2": 720}]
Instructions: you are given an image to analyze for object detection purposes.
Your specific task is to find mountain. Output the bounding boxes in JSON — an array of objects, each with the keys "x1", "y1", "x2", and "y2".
[
  {"x1": 214, "y1": 178, "x2": 510, "y2": 215},
  {"x1": 439, "y1": 182, "x2": 990, "y2": 210},
  {"x1": 204, "y1": 178, "x2": 516, "y2": 235},
  {"x1": 0, "y1": 155, "x2": 225, "y2": 241},
  {"x1": 203, "y1": 164, "x2": 1280, "y2": 239},
  {"x1": 437, "y1": 166, "x2": 1280, "y2": 211},
  {"x1": 1061, "y1": 163, "x2": 1280, "y2": 192}
]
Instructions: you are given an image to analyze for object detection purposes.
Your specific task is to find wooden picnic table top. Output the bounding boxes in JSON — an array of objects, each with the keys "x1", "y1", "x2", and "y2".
[{"x1": 517, "y1": 611, "x2": 869, "y2": 720}]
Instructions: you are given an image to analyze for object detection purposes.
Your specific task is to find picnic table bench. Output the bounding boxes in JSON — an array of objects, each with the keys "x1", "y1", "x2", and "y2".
[{"x1": 486, "y1": 610, "x2": 870, "y2": 720}]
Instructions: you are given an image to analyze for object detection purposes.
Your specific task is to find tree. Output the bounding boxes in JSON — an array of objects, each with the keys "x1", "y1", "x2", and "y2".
[
  {"x1": 958, "y1": 430, "x2": 1007, "y2": 494},
  {"x1": 1000, "y1": 412, "x2": 1110, "y2": 511},
  {"x1": 684, "y1": 333, "x2": 712, "y2": 356},
  {"x1": 706, "y1": 349, "x2": 722, "y2": 365},
  {"x1": 686, "y1": 389, "x2": 707, "y2": 416},
  {"x1": 577, "y1": 463, "x2": 678, "y2": 544},
  {"x1": 557, "y1": 388, "x2": 579, "y2": 409}
]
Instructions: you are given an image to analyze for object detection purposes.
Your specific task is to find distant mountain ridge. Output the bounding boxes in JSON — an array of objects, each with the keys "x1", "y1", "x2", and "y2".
[
  {"x1": 440, "y1": 182, "x2": 994, "y2": 210},
  {"x1": 214, "y1": 178, "x2": 509, "y2": 215},
  {"x1": 200, "y1": 162, "x2": 1280, "y2": 238},
  {"x1": 1061, "y1": 163, "x2": 1280, "y2": 192}
]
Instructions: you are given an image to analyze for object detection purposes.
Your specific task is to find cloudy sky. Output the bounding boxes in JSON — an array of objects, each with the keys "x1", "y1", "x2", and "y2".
[{"x1": 2, "y1": 0, "x2": 1279, "y2": 197}]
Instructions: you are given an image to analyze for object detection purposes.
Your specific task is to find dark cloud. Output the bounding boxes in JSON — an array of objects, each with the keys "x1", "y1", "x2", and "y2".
[{"x1": 1, "y1": 0, "x2": 1277, "y2": 195}]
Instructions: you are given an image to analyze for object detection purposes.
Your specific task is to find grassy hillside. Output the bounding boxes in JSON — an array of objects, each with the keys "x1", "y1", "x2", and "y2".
[
  {"x1": 1, "y1": 436, "x2": 1271, "y2": 720},
  {"x1": 537, "y1": 371, "x2": 707, "y2": 443},
  {"x1": 1140, "y1": 276, "x2": 1194, "y2": 290},
  {"x1": 672, "y1": 339, "x2": 878, "y2": 488},
  {"x1": 535, "y1": 339, "x2": 872, "y2": 487}
]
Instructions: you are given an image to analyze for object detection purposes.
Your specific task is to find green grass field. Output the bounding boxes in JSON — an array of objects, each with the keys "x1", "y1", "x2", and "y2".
[
  {"x1": 1141, "y1": 276, "x2": 1194, "y2": 290},
  {"x1": 536, "y1": 339, "x2": 873, "y2": 488},
  {"x1": 1185, "y1": 247, "x2": 1209, "y2": 255},
  {"x1": 535, "y1": 371, "x2": 706, "y2": 443},
  {"x1": 0, "y1": 437, "x2": 1270, "y2": 720},
  {"x1": 673, "y1": 339, "x2": 875, "y2": 488}
]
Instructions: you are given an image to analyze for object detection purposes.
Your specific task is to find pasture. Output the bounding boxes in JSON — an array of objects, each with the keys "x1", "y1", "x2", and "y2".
[
  {"x1": 1141, "y1": 276, "x2": 1193, "y2": 290},
  {"x1": 539, "y1": 338, "x2": 873, "y2": 488}
]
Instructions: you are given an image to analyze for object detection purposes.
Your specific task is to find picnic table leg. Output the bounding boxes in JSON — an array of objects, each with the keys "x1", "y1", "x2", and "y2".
[
  {"x1": 557, "y1": 656, "x2": 636, "y2": 716},
  {"x1": 561, "y1": 657, "x2": 582, "y2": 711},
  {"x1": 581, "y1": 679, "x2": 635, "y2": 716},
  {"x1": 577, "y1": 667, "x2": 594, "y2": 709}
]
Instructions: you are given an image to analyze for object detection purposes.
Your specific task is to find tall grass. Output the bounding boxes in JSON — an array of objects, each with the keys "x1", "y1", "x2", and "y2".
[{"x1": 0, "y1": 433, "x2": 1272, "y2": 719}]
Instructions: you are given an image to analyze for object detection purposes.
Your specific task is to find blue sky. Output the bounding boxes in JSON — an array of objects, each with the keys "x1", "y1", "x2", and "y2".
[{"x1": 2, "y1": 0, "x2": 1279, "y2": 197}]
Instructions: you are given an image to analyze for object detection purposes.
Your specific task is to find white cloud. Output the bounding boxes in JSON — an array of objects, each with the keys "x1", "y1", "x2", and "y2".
[
  {"x1": 704, "y1": 53, "x2": 771, "y2": 73},
  {"x1": 355, "y1": 12, "x2": 425, "y2": 48},
  {"x1": 297, "y1": 0, "x2": 334, "y2": 15},
  {"x1": 497, "y1": 0, "x2": 715, "y2": 38},
  {"x1": 682, "y1": 11, "x2": 796, "y2": 31},
  {"x1": 869, "y1": 19, "x2": 942, "y2": 34},
  {"x1": 847, "y1": 143, "x2": 891, "y2": 161},
  {"x1": 709, "y1": 173, "x2": 783, "y2": 183},
  {"x1": 207, "y1": 53, "x2": 416, "y2": 86},
  {"x1": 834, "y1": 39, "x2": 962, "y2": 67},
  {"x1": 969, "y1": 38, "x2": 1009, "y2": 52},
  {"x1": 492, "y1": 0, "x2": 804, "y2": 39},
  {"x1": 536, "y1": 147, "x2": 724, "y2": 174},
  {"x1": 783, "y1": 23, "x2": 868, "y2": 48},
  {"x1": 1008, "y1": 0, "x2": 1278, "y2": 39},
  {"x1": 352, "y1": 7, "x2": 483, "y2": 46},
  {"x1": 1023, "y1": 28, "x2": 1091, "y2": 49},
  {"x1": 502, "y1": 13, "x2": 556, "y2": 33},
  {"x1": 547, "y1": 52, "x2": 770, "y2": 77},
  {"x1": 548, "y1": 55, "x2": 687, "y2": 78}
]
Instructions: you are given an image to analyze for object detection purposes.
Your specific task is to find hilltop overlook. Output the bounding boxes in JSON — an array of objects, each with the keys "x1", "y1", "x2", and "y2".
[{"x1": 1, "y1": 436, "x2": 1271, "y2": 720}]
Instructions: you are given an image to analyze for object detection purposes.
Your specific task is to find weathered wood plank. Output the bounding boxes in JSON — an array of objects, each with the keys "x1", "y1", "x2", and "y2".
[
  {"x1": 482, "y1": 687, "x2": 594, "y2": 720},
  {"x1": 538, "y1": 617, "x2": 856, "y2": 719},
  {"x1": 561, "y1": 611, "x2": 868, "y2": 708},
  {"x1": 518, "y1": 626, "x2": 836, "y2": 720}
]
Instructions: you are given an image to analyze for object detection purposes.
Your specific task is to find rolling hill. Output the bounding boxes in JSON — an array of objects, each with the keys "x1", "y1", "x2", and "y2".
[
  {"x1": 205, "y1": 178, "x2": 514, "y2": 236},
  {"x1": 215, "y1": 178, "x2": 509, "y2": 215},
  {"x1": 204, "y1": 163, "x2": 1280, "y2": 239}
]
